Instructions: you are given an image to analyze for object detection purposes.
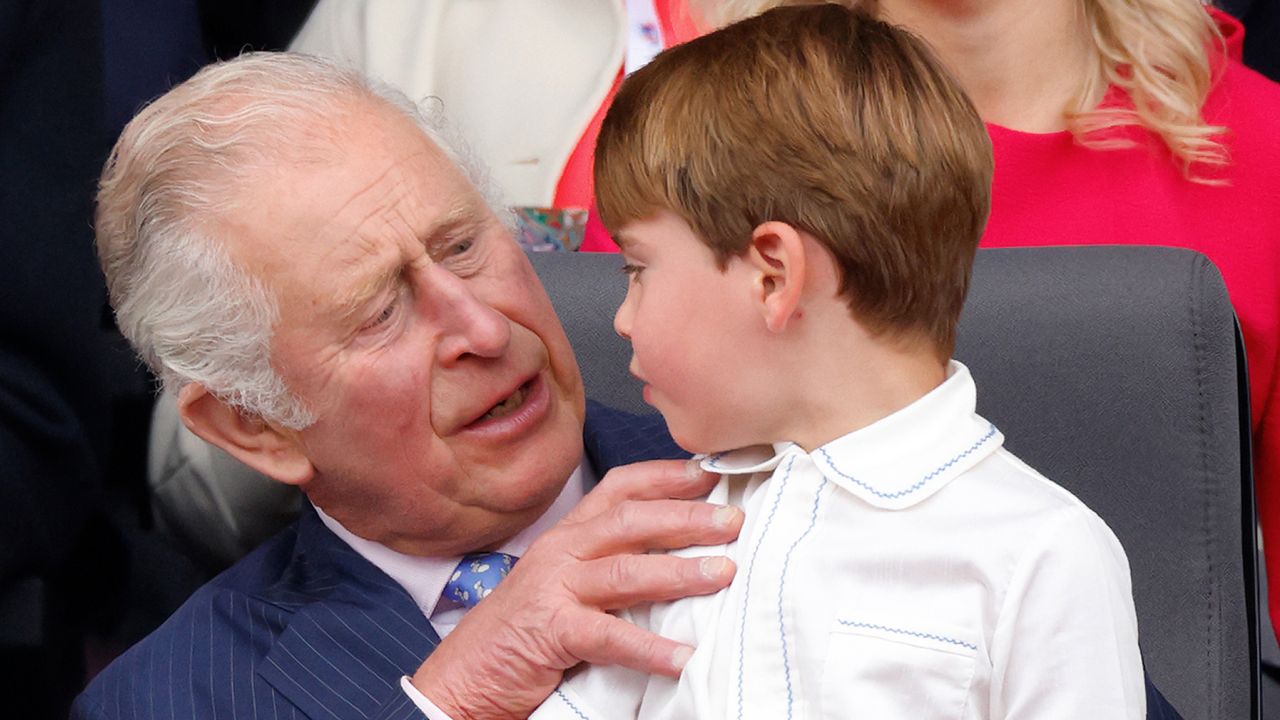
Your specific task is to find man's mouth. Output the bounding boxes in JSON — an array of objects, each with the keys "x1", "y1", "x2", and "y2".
[
  {"x1": 479, "y1": 381, "x2": 530, "y2": 422},
  {"x1": 454, "y1": 374, "x2": 551, "y2": 440}
]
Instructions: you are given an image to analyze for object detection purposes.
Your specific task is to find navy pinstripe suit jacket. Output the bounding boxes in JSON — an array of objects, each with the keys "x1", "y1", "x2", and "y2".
[
  {"x1": 71, "y1": 404, "x2": 680, "y2": 720},
  {"x1": 74, "y1": 404, "x2": 1181, "y2": 719}
]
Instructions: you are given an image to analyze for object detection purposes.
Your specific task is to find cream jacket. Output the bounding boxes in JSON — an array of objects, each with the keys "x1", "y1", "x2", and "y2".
[{"x1": 291, "y1": 0, "x2": 627, "y2": 206}]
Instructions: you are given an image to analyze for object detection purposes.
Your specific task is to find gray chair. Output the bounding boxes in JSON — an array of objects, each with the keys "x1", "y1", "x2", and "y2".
[
  {"x1": 143, "y1": 244, "x2": 1258, "y2": 717},
  {"x1": 531, "y1": 245, "x2": 1259, "y2": 720}
]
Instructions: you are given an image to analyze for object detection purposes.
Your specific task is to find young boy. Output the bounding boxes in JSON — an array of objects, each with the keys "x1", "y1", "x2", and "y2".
[{"x1": 533, "y1": 4, "x2": 1144, "y2": 718}]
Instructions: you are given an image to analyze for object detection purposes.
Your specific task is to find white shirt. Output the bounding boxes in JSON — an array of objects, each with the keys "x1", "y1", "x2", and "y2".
[{"x1": 532, "y1": 361, "x2": 1146, "y2": 719}]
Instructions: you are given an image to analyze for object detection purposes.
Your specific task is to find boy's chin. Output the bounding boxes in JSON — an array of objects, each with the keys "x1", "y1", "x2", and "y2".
[{"x1": 664, "y1": 418, "x2": 732, "y2": 456}]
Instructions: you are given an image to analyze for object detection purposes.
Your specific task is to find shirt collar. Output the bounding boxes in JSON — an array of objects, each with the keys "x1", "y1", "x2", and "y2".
[
  {"x1": 699, "y1": 361, "x2": 1003, "y2": 510},
  {"x1": 316, "y1": 458, "x2": 591, "y2": 618}
]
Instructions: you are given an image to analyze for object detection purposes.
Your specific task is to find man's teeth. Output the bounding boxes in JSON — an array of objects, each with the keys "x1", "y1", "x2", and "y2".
[{"x1": 481, "y1": 386, "x2": 527, "y2": 421}]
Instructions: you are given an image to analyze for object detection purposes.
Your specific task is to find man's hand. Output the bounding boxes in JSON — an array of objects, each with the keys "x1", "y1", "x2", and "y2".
[{"x1": 410, "y1": 459, "x2": 742, "y2": 719}]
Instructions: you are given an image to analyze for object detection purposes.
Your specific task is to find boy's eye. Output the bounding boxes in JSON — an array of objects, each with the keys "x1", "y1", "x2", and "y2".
[{"x1": 621, "y1": 263, "x2": 645, "y2": 279}]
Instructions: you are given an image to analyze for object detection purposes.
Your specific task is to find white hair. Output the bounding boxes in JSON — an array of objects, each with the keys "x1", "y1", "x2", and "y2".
[{"x1": 96, "y1": 52, "x2": 508, "y2": 429}]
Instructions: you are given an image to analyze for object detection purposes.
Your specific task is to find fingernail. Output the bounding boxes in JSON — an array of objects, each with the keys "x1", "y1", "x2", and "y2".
[
  {"x1": 700, "y1": 556, "x2": 731, "y2": 580},
  {"x1": 712, "y1": 505, "x2": 741, "y2": 528},
  {"x1": 671, "y1": 645, "x2": 694, "y2": 670},
  {"x1": 684, "y1": 458, "x2": 703, "y2": 479}
]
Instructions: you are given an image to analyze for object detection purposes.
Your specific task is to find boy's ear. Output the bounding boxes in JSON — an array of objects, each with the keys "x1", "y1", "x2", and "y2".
[
  {"x1": 177, "y1": 383, "x2": 315, "y2": 486},
  {"x1": 746, "y1": 221, "x2": 807, "y2": 333}
]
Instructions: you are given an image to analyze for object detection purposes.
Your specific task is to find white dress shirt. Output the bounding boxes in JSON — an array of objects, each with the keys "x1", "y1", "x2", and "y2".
[{"x1": 532, "y1": 361, "x2": 1146, "y2": 719}]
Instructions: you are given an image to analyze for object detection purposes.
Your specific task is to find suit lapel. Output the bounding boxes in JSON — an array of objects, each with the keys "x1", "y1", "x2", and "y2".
[
  {"x1": 256, "y1": 508, "x2": 442, "y2": 717},
  {"x1": 583, "y1": 400, "x2": 689, "y2": 474}
]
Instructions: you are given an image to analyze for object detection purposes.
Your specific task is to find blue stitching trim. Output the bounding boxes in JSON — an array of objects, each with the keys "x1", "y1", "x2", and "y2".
[
  {"x1": 703, "y1": 452, "x2": 728, "y2": 470},
  {"x1": 836, "y1": 620, "x2": 977, "y2": 651},
  {"x1": 736, "y1": 456, "x2": 794, "y2": 720},
  {"x1": 777, "y1": 477, "x2": 828, "y2": 720},
  {"x1": 817, "y1": 423, "x2": 997, "y2": 500},
  {"x1": 553, "y1": 689, "x2": 590, "y2": 720}
]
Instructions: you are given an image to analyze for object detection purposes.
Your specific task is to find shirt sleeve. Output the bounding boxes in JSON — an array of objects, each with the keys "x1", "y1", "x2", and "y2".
[
  {"x1": 400, "y1": 664, "x2": 651, "y2": 720},
  {"x1": 399, "y1": 676, "x2": 454, "y2": 720},
  {"x1": 989, "y1": 506, "x2": 1146, "y2": 719}
]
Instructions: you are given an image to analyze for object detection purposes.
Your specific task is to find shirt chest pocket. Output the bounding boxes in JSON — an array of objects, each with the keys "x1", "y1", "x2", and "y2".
[{"x1": 821, "y1": 618, "x2": 979, "y2": 720}]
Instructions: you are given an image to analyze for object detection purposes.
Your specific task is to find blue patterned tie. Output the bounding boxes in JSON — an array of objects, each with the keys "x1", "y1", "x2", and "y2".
[{"x1": 443, "y1": 552, "x2": 518, "y2": 608}]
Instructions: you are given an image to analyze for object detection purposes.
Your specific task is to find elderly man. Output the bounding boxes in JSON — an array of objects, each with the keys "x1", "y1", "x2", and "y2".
[{"x1": 74, "y1": 52, "x2": 741, "y2": 720}]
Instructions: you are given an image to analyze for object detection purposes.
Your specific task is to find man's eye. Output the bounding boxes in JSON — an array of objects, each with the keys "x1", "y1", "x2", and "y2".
[
  {"x1": 448, "y1": 238, "x2": 474, "y2": 256},
  {"x1": 360, "y1": 301, "x2": 397, "y2": 331}
]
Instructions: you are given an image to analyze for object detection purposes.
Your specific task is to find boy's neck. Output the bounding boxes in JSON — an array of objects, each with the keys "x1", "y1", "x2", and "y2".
[
  {"x1": 877, "y1": 0, "x2": 1094, "y2": 132},
  {"x1": 766, "y1": 326, "x2": 949, "y2": 453}
]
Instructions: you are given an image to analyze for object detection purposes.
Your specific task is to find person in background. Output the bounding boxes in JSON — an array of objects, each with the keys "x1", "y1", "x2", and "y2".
[
  {"x1": 1, "y1": 0, "x2": 119, "y2": 714},
  {"x1": 708, "y1": 0, "x2": 1280, "y2": 640},
  {"x1": 289, "y1": 0, "x2": 701, "y2": 252},
  {"x1": 1218, "y1": 0, "x2": 1280, "y2": 79}
]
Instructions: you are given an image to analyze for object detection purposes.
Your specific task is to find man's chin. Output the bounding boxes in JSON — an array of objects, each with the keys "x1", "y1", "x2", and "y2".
[{"x1": 487, "y1": 407, "x2": 583, "y2": 506}]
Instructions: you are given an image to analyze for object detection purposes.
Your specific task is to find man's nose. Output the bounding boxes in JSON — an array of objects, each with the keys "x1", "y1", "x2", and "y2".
[{"x1": 418, "y1": 264, "x2": 511, "y2": 364}]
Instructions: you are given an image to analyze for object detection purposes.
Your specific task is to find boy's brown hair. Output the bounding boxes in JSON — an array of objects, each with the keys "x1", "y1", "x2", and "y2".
[{"x1": 594, "y1": 2, "x2": 992, "y2": 357}]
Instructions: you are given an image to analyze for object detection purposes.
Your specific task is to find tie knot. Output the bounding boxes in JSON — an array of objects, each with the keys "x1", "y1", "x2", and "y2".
[{"x1": 443, "y1": 552, "x2": 518, "y2": 609}]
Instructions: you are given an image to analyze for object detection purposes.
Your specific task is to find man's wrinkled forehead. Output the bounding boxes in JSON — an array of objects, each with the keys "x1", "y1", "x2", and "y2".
[{"x1": 219, "y1": 107, "x2": 474, "y2": 288}]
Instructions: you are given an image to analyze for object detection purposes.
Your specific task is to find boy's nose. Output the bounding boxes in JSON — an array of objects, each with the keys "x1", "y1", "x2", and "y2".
[{"x1": 613, "y1": 288, "x2": 635, "y2": 340}]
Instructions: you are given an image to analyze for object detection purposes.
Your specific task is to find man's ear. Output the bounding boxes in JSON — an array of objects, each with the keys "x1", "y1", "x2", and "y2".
[
  {"x1": 177, "y1": 383, "x2": 315, "y2": 486},
  {"x1": 746, "y1": 221, "x2": 808, "y2": 333}
]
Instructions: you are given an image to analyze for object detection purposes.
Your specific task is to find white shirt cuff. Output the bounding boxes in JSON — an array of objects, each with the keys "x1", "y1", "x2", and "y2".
[{"x1": 400, "y1": 675, "x2": 457, "y2": 720}]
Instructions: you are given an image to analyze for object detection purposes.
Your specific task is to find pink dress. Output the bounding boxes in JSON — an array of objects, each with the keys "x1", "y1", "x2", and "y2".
[{"x1": 979, "y1": 10, "x2": 1280, "y2": 632}]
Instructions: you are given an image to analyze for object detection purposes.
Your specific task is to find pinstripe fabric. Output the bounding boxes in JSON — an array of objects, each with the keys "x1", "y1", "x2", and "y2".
[
  {"x1": 73, "y1": 506, "x2": 441, "y2": 720},
  {"x1": 583, "y1": 401, "x2": 688, "y2": 471},
  {"x1": 73, "y1": 405, "x2": 682, "y2": 720}
]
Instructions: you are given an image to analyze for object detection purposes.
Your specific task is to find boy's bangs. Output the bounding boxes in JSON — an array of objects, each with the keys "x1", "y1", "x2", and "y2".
[{"x1": 593, "y1": 70, "x2": 697, "y2": 243}]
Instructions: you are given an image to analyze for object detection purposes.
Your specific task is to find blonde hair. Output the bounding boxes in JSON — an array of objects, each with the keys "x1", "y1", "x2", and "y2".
[
  {"x1": 596, "y1": 4, "x2": 992, "y2": 358},
  {"x1": 699, "y1": 0, "x2": 1228, "y2": 176}
]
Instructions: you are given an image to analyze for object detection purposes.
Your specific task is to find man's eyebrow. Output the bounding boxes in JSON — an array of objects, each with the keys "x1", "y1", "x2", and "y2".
[
  {"x1": 334, "y1": 201, "x2": 478, "y2": 327},
  {"x1": 420, "y1": 202, "x2": 480, "y2": 251},
  {"x1": 334, "y1": 260, "x2": 401, "y2": 329}
]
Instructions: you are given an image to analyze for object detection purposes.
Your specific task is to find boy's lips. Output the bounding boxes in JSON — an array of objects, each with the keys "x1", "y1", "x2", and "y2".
[
  {"x1": 629, "y1": 366, "x2": 654, "y2": 404},
  {"x1": 628, "y1": 363, "x2": 646, "y2": 384}
]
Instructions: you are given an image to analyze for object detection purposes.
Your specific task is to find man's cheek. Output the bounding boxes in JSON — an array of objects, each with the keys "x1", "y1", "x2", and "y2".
[{"x1": 345, "y1": 359, "x2": 434, "y2": 434}]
